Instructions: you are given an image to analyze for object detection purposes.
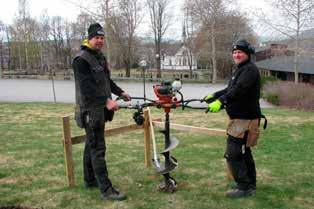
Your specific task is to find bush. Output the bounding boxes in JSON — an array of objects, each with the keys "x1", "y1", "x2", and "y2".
[
  {"x1": 264, "y1": 93, "x2": 279, "y2": 105},
  {"x1": 132, "y1": 62, "x2": 139, "y2": 68},
  {"x1": 263, "y1": 81, "x2": 314, "y2": 110},
  {"x1": 261, "y1": 75, "x2": 277, "y2": 88}
]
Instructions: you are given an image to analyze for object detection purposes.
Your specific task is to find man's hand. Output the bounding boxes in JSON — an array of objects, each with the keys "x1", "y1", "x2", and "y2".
[
  {"x1": 207, "y1": 99, "x2": 222, "y2": 113},
  {"x1": 203, "y1": 94, "x2": 215, "y2": 103},
  {"x1": 120, "y1": 92, "x2": 131, "y2": 101},
  {"x1": 106, "y1": 99, "x2": 119, "y2": 111}
]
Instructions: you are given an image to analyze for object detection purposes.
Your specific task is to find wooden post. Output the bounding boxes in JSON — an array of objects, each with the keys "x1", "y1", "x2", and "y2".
[
  {"x1": 226, "y1": 162, "x2": 234, "y2": 181},
  {"x1": 143, "y1": 109, "x2": 152, "y2": 167},
  {"x1": 62, "y1": 116, "x2": 75, "y2": 187}
]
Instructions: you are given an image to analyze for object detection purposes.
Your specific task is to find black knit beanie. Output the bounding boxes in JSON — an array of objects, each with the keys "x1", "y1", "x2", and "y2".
[
  {"x1": 88, "y1": 23, "x2": 105, "y2": 40},
  {"x1": 232, "y1": 39, "x2": 255, "y2": 55}
]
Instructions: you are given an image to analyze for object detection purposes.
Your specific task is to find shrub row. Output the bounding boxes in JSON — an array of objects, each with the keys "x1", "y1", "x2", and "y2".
[{"x1": 263, "y1": 80, "x2": 314, "y2": 111}]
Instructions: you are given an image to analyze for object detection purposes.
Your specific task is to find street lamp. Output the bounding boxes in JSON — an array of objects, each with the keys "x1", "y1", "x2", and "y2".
[{"x1": 140, "y1": 60, "x2": 147, "y2": 101}]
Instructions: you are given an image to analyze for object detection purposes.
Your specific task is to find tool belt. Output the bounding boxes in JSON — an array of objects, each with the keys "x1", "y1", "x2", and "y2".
[
  {"x1": 75, "y1": 105, "x2": 114, "y2": 129},
  {"x1": 227, "y1": 115, "x2": 267, "y2": 147}
]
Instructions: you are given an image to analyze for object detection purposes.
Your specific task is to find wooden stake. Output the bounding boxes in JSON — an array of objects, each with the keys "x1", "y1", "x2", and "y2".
[
  {"x1": 143, "y1": 109, "x2": 152, "y2": 167},
  {"x1": 62, "y1": 116, "x2": 75, "y2": 187},
  {"x1": 152, "y1": 120, "x2": 225, "y2": 136}
]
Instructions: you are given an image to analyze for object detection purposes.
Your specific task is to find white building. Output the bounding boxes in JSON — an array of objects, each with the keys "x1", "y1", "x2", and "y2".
[{"x1": 161, "y1": 44, "x2": 197, "y2": 71}]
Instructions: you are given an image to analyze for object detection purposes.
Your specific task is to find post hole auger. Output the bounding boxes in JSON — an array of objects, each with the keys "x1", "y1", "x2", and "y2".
[{"x1": 118, "y1": 79, "x2": 212, "y2": 193}]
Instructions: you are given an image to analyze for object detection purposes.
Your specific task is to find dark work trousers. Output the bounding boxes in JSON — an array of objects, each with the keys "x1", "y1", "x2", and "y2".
[
  {"x1": 84, "y1": 124, "x2": 112, "y2": 193},
  {"x1": 224, "y1": 134, "x2": 256, "y2": 190}
]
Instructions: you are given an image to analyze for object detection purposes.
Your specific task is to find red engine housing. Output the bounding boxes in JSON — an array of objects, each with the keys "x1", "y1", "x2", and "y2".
[{"x1": 153, "y1": 84, "x2": 179, "y2": 113}]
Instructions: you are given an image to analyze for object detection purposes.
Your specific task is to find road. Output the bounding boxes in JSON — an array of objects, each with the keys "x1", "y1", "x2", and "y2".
[{"x1": 0, "y1": 79, "x2": 272, "y2": 107}]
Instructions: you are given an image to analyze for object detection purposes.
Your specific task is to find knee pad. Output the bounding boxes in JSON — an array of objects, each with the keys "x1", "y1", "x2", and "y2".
[{"x1": 224, "y1": 140, "x2": 245, "y2": 161}]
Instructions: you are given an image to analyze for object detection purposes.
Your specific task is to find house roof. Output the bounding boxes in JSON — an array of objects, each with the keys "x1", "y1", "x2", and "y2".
[
  {"x1": 255, "y1": 47, "x2": 269, "y2": 53},
  {"x1": 256, "y1": 55, "x2": 314, "y2": 75},
  {"x1": 299, "y1": 28, "x2": 314, "y2": 40},
  {"x1": 162, "y1": 43, "x2": 182, "y2": 56}
]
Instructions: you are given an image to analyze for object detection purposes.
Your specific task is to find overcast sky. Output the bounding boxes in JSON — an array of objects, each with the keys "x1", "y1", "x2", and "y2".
[{"x1": 0, "y1": 0, "x2": 268, "y2": 40}]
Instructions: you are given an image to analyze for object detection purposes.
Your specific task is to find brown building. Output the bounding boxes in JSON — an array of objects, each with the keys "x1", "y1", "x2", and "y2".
[{"x1": 257, "y1": 55, "x2": 314, "y2": 84}]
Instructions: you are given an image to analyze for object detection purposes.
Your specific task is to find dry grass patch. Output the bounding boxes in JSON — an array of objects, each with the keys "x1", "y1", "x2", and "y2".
[
  {"x1": 266, "y1": 115, "x2": 314, "y2": 126},
  {"x1": 0, "y1": 177, "x2": 18, "y2": 185}
]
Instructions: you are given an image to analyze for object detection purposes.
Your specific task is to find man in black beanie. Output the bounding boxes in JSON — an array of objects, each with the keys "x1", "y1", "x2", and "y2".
[
  {"x1": 72, "y1": 22, "x2": 131, "y2": 201},
  {"x1": 204, "y1": 39, "x2": 262, "y2": 198}
]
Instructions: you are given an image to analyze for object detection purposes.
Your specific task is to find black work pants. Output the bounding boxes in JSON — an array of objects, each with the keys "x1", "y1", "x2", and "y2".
[
  {"x1": 84, "y1": 124, "x2": 112, "y2": 193},
  {"x1": 224, "y1": 134, "x2": 256, "y2": 190}
]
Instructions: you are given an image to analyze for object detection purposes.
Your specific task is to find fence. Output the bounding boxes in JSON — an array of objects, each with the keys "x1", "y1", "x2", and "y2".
[{"x1": 61, "y1": 108, "x2": 231, "y2": 187}]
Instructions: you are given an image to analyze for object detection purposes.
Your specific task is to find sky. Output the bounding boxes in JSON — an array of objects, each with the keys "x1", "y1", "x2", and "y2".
[
  {"x1": 0, "y1": 0, "x2": 269, "y2": 40},
  {"x1": 0, "y1": 0, "x2": 81, "y2": 24}
]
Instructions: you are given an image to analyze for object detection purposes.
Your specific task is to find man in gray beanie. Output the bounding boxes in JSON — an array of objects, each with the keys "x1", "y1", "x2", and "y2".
[
  {"x1": 204, "y1": 38, "x2": 263, "y2": 198},
  {"x1": 72, "y1": 22, "x2": 131, "y2": 201}
]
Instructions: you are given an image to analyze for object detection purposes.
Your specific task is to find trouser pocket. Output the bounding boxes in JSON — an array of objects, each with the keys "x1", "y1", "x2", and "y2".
[{"x1": 85, "y1": 107, "x2": 105, "y2": 129}]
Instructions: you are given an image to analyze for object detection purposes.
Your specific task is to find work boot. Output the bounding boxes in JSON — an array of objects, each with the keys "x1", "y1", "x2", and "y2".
[
  {"x1": 101, "y1": 187, "x2": 127, "y2": 201},
  {"x1": 225, "y1": 188, "x2": 256, "y2": 198},
  {"x1": 230, "y1": 184, "x2": 255, "y2": 190}
]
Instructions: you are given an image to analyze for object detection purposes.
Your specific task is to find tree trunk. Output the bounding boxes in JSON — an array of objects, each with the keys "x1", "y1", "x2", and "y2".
[
  {"x1": 18, "y1": 44, "x2": 22, "y2": 71},
  {"x1": 105, "y1": 0, "x2": 111, "y2": 67},
  {"x1": 156, "y1": 56, "x2": 161, "y2": 78},
  {"x1": 156, "y1": 39, "x2": 161, "y2": 78},
  {"x1": 24, "y1": 41, "x2": 29, "y2": 71},
  {"x1": 125, "y1": 58, "x2": 131, "y2": 77},
  {"x1": 210, "y1": 21, "x2": 217, "y2": 84},
  {"x1": 294, "y1": 0, "x2": 300, "y2": 84},
  {"x1": 188, "y1": 51, "x2": 193, "y2": 79},
  {"x1": 294, "y1": 36, "x2": 299, "y2": 84}
]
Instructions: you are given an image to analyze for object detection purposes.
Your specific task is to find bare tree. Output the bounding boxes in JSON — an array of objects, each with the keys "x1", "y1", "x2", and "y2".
[
  {"x1": 36, "y1": 10, "x2": 51, "y2": 72},
  {"x1": 183, "y1": 2, "x2": 198, "y2": 78},
  {"x1": 75, "y1": 12, "x2": 96, "y2": 40},
  {"x1": 100, "y1": 0, "x2": 113, "y2": 66},
  {"x1": 146, "y1": 0, "x2": 172, "y2": 78},
  {"x1": 4, "y1": 26, "x2": 13, "y2": 70},
  {"x1": 50, "y1": 16, "x2": 66, "y2": 69},
  {"x1": 0, "y1": 21, "x2": 5, "y2": 75},
  {"x1": 187, "y1": 0, "x2": 229, "y2": 83},
  {"x1": 187, "y1": 0, "x2": 255, "y2": 81},
  {"x1": 18, "y1": 0, "x2": 30, "y2": 70},
  {"x1": 109, "y1": 0, "x2": 142, "y2": 77},
  {"x1": 258, "y1": 0, "x2": 314, "y2": 83},
  {"x1": 9, "y1": 0, "x2": 39, "y2": 71}
]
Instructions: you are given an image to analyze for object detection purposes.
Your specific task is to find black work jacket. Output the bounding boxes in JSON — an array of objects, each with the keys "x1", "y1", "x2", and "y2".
[
  {"x1": 72, "y1": 46, "x2": 123, "y2": 108},
  {"x1": 214, "y1": 60, "x2": 261, "y2": 119}
]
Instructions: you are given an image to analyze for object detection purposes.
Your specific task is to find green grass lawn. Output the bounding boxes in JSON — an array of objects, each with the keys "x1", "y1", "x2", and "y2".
[{"x1": 0, "y1": 103, "x2": 313, "y2": 209}]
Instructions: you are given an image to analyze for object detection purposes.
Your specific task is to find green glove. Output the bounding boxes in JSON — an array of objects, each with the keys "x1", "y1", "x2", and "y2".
[
  {"x1": 207, "y1": 99, "x2": 222, "y2": 113},
  {"x1": 204, "y1": 94, "x2": 214, "y2": 103}
]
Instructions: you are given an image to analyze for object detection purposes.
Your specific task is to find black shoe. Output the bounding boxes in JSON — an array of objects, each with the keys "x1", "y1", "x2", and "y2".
[
  {"x1": 229, "y1": 183, "x2": 256, "y2": 190},
  {"x1": 101, "y1": 187, "x2": 127, "y2": 201},
  {"x1": 84, "y1": 181, "x2": 98, "y2": 189},
  {"x1": 225, "y1": 188, "x2": 256, "y2": 198}
]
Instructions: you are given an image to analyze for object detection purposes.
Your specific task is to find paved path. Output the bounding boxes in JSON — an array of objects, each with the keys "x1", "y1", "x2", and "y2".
[{"x1": 0, "y1": 79, "x2": 273, "y2": 108}]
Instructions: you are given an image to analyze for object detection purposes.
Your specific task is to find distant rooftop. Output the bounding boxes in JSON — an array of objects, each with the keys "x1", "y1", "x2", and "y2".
[{"x1": 256, "y1": 55, "x2": 314, "y2": 75}]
